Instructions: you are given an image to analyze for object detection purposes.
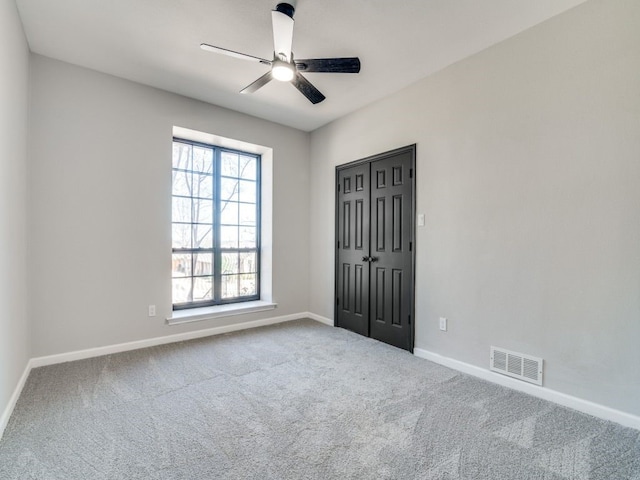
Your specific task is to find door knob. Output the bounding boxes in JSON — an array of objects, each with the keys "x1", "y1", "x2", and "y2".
[
  {"x1": 370, "y1": 256, "x2": 379, "y2": 262},
  {"x1": 362, "y1": 256, "x2": 371, "y2": 262}
]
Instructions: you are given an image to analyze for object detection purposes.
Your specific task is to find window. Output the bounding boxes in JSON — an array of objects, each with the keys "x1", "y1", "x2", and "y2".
[{"x1": 172, "y1": 138, "x2": 260, "y2": 309}]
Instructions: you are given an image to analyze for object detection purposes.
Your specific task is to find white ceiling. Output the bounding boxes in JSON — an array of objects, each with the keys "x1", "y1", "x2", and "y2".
[{"x1": 16, "y1": 0, "x2": 588, "y2": 132}]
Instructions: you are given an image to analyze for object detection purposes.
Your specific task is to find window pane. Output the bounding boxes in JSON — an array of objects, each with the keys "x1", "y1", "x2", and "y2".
[
  {"x1": 221, "y1": 226, "x2": 238, "y2": 248},
  {"x1": 221, "y1": 152, "x2": 238, "y2": 177},
  {"x1": 221, "y1": 252, "x2": 239, "y2": 274},
  {"x1": 193, "y1": 198, "x2": 213, "y2": 224},
  {"x1": 172, "y1": 197, "x2": 191, "y2": 223},
  {"x1": 239, "y1": 227, "x2": 256, "y2": 248},
  {"x1": 172, "y1": 169, "x2": 191, "y2": 197},
  {"x1": 239, "y1": 156, "x2": 256, "y2": 180},
  {"x1": 239, "y1": 180, "x2": 256, "y2": 203},
  {"x1": 173, "y1": 278, "x2": 192, "y2": 304},
  {"x1": 221, "y1": 177, "x2": 239, "y2": 202},
  {"x1": 172, "y1": 254, "x2": 192, "y2": 278},
  {"x1": 221, "y1": 201, "x2": 238, "y2": 225},
  {"x1": 194, "y1": 253, "x2": 213, "y2": 276},
  {"x1": 193, "y1": 173, "x2": 213, "y2": 199},
  {"x1": 221, "y1": 275, "x2": 238, "y2": 299},
  {"x1": 239, "y1": 252, "x2": 256, "y2": 273},
  {"x1": 239, "y1": 274, "x2": 257, "y2": 297},
  {"x1": 239, "y1": 203, "x2": 256, "y2": 226},
  {"x1": 172, "y1": 143, "x2": 191, "y2": 170},
  {"x1": 194, "y1": 225, "x2": 212, "y2": 249},
  {"x1": 193, "y1": 277, "x2": 213, "y2": 302},
  {"x1": 172, "y1": 224, "x2": 191, "y2": 249},
  {"x1": 192, "y1": 147, "x2": 213, "y2": 173}
]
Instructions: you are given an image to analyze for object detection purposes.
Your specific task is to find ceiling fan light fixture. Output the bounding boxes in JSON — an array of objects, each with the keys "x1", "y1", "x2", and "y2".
[{"x1": 272, "y1": 60, "x2": 295, "y2": 82}]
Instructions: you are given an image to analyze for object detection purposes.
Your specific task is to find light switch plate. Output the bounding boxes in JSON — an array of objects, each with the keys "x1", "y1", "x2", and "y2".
[{"x1": 439, "y1": 317, "x2": 447, "y2": 331}]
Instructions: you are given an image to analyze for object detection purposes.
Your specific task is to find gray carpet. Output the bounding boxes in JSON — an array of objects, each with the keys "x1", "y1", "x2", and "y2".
[{"x1": 1, "y1": 320, "x2": 639, "y2": 479}]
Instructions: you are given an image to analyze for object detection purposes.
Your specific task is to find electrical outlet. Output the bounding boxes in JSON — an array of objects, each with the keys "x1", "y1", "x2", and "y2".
[
  {"x1": 439, "y1": 317, "x2": 447, "y2": 331},
  {"x1": 148, "y1": 305, "x2": 156, "y2": 317}
]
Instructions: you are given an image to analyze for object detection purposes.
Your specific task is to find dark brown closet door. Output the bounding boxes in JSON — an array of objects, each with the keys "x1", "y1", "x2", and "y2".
[
  {"x1": 335, "y1": 145, "x2": 415, "y2": 352},
  {"x1": 368, "y1": 151, "x2": 413, "y2": 351},
  {"x1": 336, "y1": 162, "x2": 370, "y2": 336}
]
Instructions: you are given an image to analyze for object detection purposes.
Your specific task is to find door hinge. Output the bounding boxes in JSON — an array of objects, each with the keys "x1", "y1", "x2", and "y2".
[
  {"x1": 409, "y1": 241, "x2": 412, "y2": 251},
  {"x1": 410, "y1": 169, "x2": 413, "y2": 178},
  {"x1": 338, "y1": 183, "x2": 341, "y2": 192},
  {"x1": 336, "y1": 297, "x2": 340, "y2": 306},
  {"x1": 337, "y1": 241, "x2": 340, "y2": 249},
  {"x1": 408, "y1": 314, "x2": 411, "y2": 325}
]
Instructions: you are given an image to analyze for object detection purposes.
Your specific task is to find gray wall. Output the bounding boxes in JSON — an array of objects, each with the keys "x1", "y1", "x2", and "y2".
[
  {"x1": 0, "y1": 0, "x2": 30, "y2": 419},
  {"x1": 28, "y1": 55, "x2": 310, "y2": 356},
  {"x1": 8, "y1": 0, "x2": 640, "y2": 424},
  {"x1": 309, "y1": 0, "x2": 640, "y2": 416}
]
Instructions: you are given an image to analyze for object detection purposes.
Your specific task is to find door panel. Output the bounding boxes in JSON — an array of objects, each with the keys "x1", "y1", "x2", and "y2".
[
  {"x1": 336, "y1": 163, "x2": 370, "y2": 336},
  {"x1": 368, "y1": 151, "x2": 414, "y2": 351}
]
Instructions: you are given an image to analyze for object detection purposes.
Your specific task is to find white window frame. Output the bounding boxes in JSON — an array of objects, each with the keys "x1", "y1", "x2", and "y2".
[{"x1": 167, "y1": 126, "x2": 275, "y2": 325}]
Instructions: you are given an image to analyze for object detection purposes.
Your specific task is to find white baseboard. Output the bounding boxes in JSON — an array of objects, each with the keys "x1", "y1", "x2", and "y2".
[
  {"x1": 31, "y1": 312, "x2": 318, "y2": 368},
  {"x1": 0, "y1": 360, "x2": 32, "y2": 440},
  {"x1": 1, "y1": 312, "x2": 328, "y2": 439},
  {"x1": 414, "y1": 348, "x2": 640, "y2": 431},
  {"x1": 304, "y1": 312, "x2": 334, "y2": 326}
]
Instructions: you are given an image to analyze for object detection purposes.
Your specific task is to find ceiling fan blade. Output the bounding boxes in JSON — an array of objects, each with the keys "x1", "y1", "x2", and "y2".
[
  {"x1": 291, "y1": 72, "x2": 326, "y2": 104},
  {"x1": 271, "y1": 5, "x2": 294, "y2": 62},
  {"x1": 294, "y1": 58, "x2": 361, "y2": 74},
  {"x1": 240, "y1": 71, "x2": 273, "y2": 94},
  {"x1": 200, "y1": 43, "x2": 271, "y2": 65}
]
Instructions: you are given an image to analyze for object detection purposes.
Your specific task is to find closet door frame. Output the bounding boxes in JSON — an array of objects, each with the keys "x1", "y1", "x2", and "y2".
[{"x1": 334, "y1": 144, "x2": 416, "y2": 352}]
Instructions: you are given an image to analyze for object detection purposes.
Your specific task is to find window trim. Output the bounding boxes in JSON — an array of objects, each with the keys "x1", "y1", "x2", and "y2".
[
  {"x1": 172, "y1": 137, "x2": 261, "y2": 310},
  {"x1": 166, "y1": 300, "x2": 277, "y2": 326}
]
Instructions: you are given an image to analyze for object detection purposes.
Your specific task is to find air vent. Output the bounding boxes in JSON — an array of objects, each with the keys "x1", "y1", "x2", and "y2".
[{"x1": 490, "y1": 346, "x2": 543, "y2": 386}]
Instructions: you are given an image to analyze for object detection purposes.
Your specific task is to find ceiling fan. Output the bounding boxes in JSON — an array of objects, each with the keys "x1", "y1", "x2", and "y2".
[{"x1": 200, "y1": 3, "x2": 361, "y2": 104}]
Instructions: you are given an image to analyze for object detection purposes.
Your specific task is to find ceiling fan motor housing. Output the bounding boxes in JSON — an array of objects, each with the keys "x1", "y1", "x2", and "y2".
[{"x1": 275, "y1": 3, "x2": 295, "y2": 19}]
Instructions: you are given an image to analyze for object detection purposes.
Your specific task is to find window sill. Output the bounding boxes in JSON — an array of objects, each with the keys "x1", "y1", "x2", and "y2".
[{"x1": 166, "y1": 301, "x2": 277, "y2": 326}]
